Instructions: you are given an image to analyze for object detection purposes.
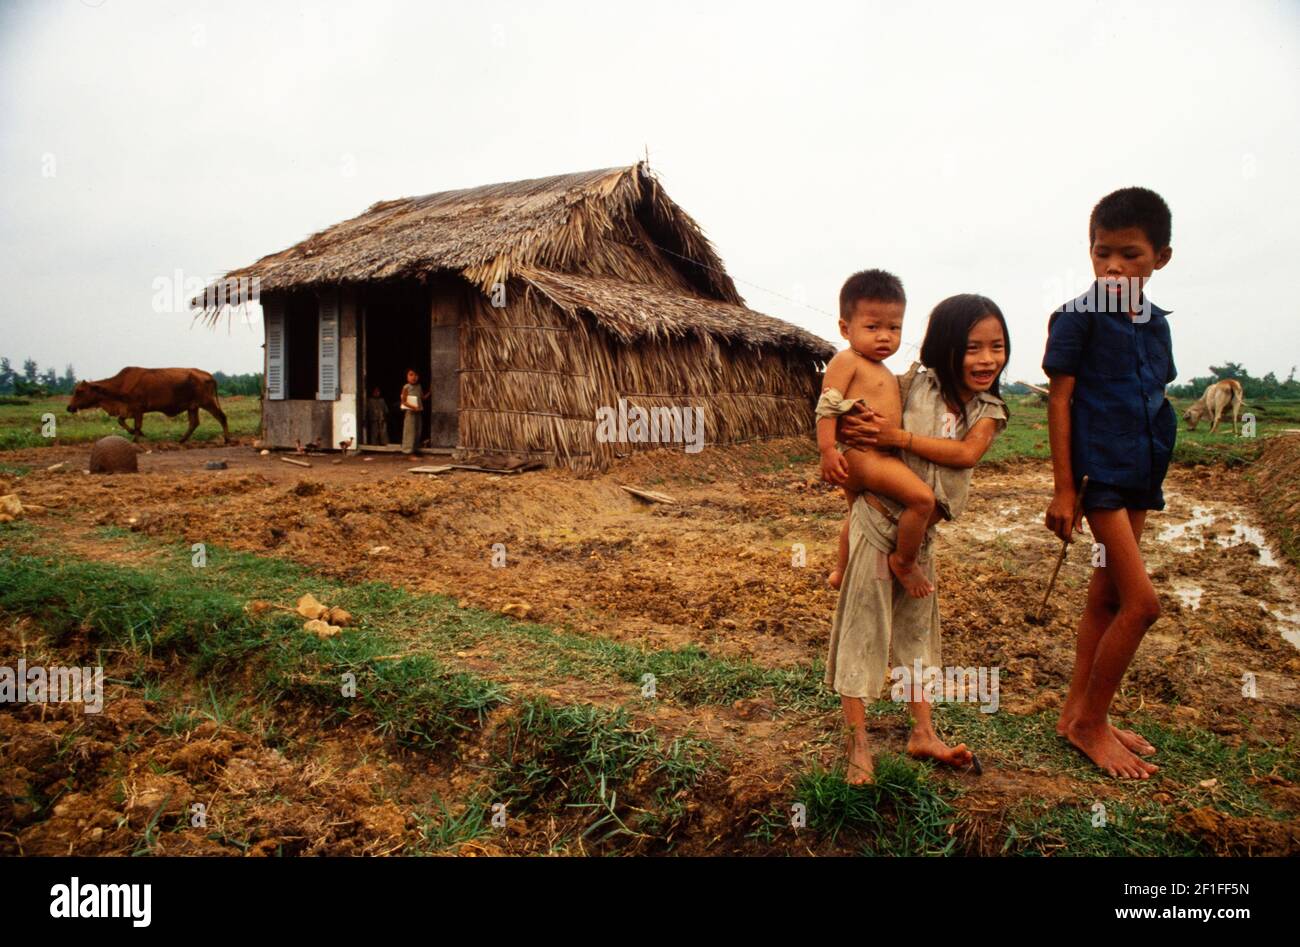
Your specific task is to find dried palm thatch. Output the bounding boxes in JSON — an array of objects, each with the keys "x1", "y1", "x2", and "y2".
[
  {"x1": 456, "y1": 279, "x2": 826, "y2": 470},
  {"x1": 521, "y1": 268, "x2": 832, "y2": 359},
  {"x1": 198, "y1": 163, "x2": 743, "y2": 312},
  {"x1": 457, "y1": 282, "x2": 607, "y2": 469}
]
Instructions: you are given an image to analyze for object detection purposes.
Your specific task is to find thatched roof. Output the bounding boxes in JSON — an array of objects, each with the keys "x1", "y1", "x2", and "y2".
[
  {"x1": 522, "y1": 269, "x2": 834, "y2": 361},
  {"x1": 201, "y1": 162, "x2": 833, "y2": 361},
  {"x1": 207, "y1": 164, "x2": 738, "y2": 300}
]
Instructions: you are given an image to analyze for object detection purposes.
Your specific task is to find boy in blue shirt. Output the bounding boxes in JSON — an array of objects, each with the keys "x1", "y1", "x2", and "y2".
[{"x1": 1042, "y1": 187, "x2": 1175, "y2": 779}]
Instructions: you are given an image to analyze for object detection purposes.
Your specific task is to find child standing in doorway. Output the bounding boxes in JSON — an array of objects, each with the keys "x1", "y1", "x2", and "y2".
[
  {"x1": 399, "y1": 368, "x2": 426, "y2": 455},
  {"x1": 366, "y1": 385, "x2": 390, "y2": 446}
]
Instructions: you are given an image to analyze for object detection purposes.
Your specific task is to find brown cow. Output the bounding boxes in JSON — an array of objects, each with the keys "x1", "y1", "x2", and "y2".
[
  {"x1": 68, "y1": 367, "x2": 230, "y2": 444},
  {"x1": 1183, "y1": 379, "x2": 1245, "y2": 434}
]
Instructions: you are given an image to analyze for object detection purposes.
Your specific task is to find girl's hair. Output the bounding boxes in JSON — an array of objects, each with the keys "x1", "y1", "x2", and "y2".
[{"x1": 919, "y1": 294, "x2": 1010, "y2": 415}]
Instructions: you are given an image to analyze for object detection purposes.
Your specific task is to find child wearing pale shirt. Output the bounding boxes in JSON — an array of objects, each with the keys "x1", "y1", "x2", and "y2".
[{"x1": 399, "y1": 368, "x2": 427, "y2": 455}]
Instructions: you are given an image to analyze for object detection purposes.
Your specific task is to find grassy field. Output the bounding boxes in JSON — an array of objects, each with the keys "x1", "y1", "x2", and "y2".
[
  {"x1": 985, "y1": 396, "x2": 1300, "y2": 466},
  {"x1": 0, "y1": 395, "x2": 261, "y2": 450}
]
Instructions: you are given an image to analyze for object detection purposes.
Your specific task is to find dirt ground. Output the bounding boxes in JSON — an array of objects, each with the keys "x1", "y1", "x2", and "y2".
[{"x1": 2, "y1": 436, "x2": 1299, "y2": 855}]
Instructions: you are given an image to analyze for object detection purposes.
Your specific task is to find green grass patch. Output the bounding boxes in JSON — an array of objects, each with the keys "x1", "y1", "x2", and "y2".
[
  {"x1": 795, "y1": 754, "x2": 957, "y2": 855},
  {"x1": 761, "y1": 448, "x2": 820, "y2": 473},
  {"x1": 415, "y1": 793, "x2": 494, "y2": 852},
  {"x1": 1171, "y1": 437, "x2": 1260, "y2": 468},
  {"x1": 1119, "y1": 716, "x2": 1300, "y2": 817},
  {"x1": 1001, "y1": 799, "x2": 1201, "y2": 856},
  {"x1": 985, "y1": 400, "x2": 1052, "y2": 464},
  {"x1": 0, "y1": 519, "x2": 39, "y2": 541},
  {"x1": 488, "y1": 697, "x2": 716, "y2": 848},
  {"x1": 0, "y1": 547, "x2": 506, "y2": 753},
  {"x1": 0, "y1": 394, "x2": 261, "y2": 450},
  {"x1": 931, "y1": 703, "x2": 1297, "y2": 808},
  {"x1": 413, "y1": 697, "x2": 719, "y2": 853}
]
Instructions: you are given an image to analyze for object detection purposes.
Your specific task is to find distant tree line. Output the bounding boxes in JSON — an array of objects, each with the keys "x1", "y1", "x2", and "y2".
[
  {"x1": 0, "y1": 358, "x2": 261, "y2": 398},
  {"x1": 210, "y1": 371, "x2": 263, "y2": 396},
  {"x1": 1167, "y1": 363, "x2": 1300, "y2": 400},
  {"x1": 1006, "y1": 364, "x2": 1300, "y2": 401},
  {"x1": 0, "y1": 357, "x2": 76, "y2": 396}
]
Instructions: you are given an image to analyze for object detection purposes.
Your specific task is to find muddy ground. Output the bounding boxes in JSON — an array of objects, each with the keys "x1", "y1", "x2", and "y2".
[{"x1": 2, "y1": 436, "x2": 1298, "y2": 855}]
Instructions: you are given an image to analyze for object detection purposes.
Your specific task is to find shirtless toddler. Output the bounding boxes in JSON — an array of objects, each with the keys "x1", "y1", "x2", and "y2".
[{"x1": 818, "y1": 270, "x2": 935, "y2": 597}]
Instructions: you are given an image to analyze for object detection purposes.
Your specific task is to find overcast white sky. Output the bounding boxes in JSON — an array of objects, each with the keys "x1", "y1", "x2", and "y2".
[{"x1": 1, "y1": 0, "x2": 1297, "y2": 385}]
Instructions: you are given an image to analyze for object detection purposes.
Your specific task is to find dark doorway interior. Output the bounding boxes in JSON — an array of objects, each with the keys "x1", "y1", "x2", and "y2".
[
  {"x1": 361, "y1": 281, "x2": 432, "y2": 446},
  {"x1": 285, "y1": 292, "x2": 319, "y2": 400}
]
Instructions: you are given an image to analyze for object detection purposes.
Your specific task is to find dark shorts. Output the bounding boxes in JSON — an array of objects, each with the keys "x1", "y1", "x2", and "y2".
[{"x1": 1080, "y1": 478, "x2": 1165, "y2": 513}]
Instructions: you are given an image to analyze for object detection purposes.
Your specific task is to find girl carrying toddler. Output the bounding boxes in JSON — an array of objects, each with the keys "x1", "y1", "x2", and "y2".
[{"x1": 825, "y1": 290, "x2": 1011, "y2": 785}]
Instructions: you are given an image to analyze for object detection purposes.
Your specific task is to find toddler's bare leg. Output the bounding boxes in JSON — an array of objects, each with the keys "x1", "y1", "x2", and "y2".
[{"x1": 845, "y1": 450, "x2": 935, "y2": 597}]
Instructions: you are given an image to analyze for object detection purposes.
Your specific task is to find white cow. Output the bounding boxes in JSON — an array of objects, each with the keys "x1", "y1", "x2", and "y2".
[{"x1": 1183, "y1": 379, "x2": 1245, "y2": 434}]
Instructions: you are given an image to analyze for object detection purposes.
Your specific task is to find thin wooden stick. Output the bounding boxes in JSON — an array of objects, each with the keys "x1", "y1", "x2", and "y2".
[{"x1": 1036, "y1": 475, "x2": 1089, "y2": 623}]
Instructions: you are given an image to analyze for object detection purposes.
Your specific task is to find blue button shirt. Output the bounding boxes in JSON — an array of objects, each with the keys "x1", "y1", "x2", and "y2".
[{"x1": 1041, "y1": 288, "x2": 1177, "y2": 491}]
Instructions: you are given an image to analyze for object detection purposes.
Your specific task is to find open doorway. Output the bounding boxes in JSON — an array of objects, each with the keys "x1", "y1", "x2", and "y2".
[
  {"x1": 360, "y1": 281, "x2": 431, "y2": 447},
  {"x1": 284, "y1": 292, "x2": 319, "y2": 400}
]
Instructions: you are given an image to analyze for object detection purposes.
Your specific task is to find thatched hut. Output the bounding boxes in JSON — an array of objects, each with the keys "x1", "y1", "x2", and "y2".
[{"x1": 199, "y1": 163, "x2": 834, "y2": 469}]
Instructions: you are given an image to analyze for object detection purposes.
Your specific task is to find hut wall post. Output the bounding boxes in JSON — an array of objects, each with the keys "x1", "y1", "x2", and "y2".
[
  {"x1": 428, "y1": 276, "x2": 460, "y2": 449},
  {"x1": 334, "y1": 287, "x2": 358, "y2": 446}
]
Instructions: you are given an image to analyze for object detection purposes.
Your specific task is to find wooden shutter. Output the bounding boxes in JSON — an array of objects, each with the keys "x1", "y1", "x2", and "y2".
[
  {"x1": 264, "y1": 297, "x2": 285, "y2": 401},
  {"x1": 318, "y1": 289, "x2": 339, "y2": 400}
]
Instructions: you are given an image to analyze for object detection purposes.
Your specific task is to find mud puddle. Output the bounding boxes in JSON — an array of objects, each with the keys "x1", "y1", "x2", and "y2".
[{"x1": 1160, "y1": 489, "x2": 1300, "y2": 650}]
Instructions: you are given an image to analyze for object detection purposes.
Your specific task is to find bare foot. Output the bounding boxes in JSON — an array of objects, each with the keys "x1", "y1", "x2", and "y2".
[
  {"x1": 1109, "y1": 724, "x2": 1157, "y2": 757},
  {"x1": 1065, "y1": 720, "x2": 1158, "y2": 778},
  {"x1": 888, "y1": 552, "x2": 933, "y2": 598},
  {"x1": 845, "y1": 732, "x2": 874, "y2": 785},
  {"x1": 907, "y1": 729, "x2": 973, "y2": 767},
  {"x1": 828, "y1": 568, "x2": 843, "y2": 591},
  {"x1": 1057, "y1": 712, "x2": 1157, "y2": 757}
]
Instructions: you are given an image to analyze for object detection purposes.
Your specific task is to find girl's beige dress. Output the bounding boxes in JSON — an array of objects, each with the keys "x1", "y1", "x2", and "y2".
[
  {"x1": 400, "y1": 383, "x2": 424, "y2": 454},
  {"x1": 825, "y1": 365, "x2": 1008, "y2": 699}
]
